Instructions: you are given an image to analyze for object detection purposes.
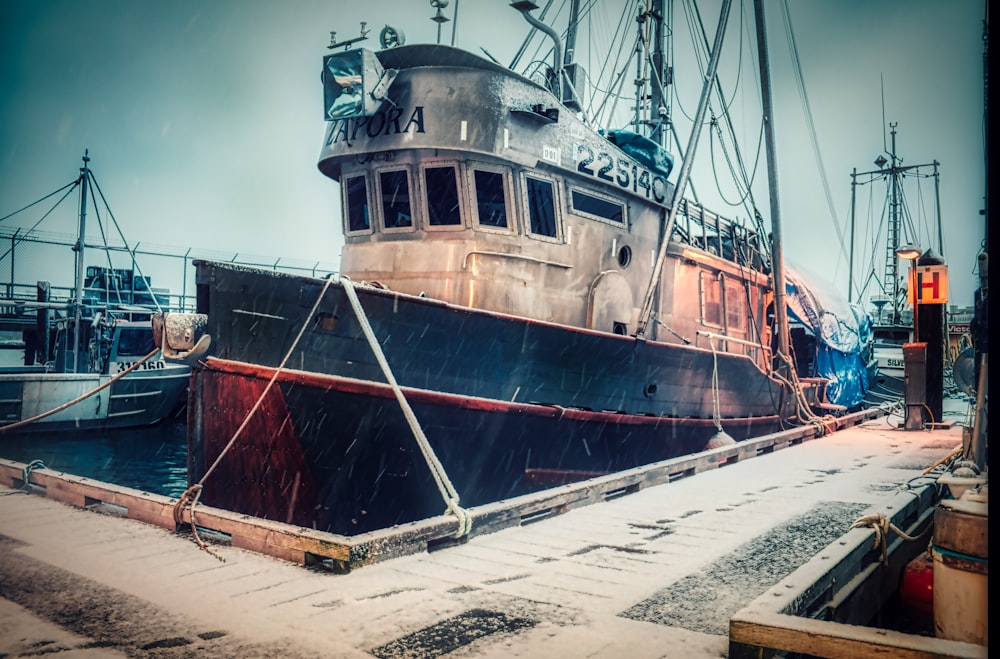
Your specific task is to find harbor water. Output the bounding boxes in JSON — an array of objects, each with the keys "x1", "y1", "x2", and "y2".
[{"x1": 0, "y1": 418, "x2": 188, "y2": 498}]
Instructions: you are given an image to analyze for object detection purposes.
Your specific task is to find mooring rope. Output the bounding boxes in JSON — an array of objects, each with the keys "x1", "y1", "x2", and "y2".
[
  {"x1": 0, "y1": 459, "x2": 46, "y2": 496},
  {"x1": 340, "y1": 277, "x2": 472, "y2": 538},
  {"x1": 0, "y1": 347, "x2": 162, "y2": 434},
  {"x1": 850, "y1": 512, "x2": 931, "y2": 566},
  {"x1": 707, "y1": 336, "x2": 724, "y2": 432},
  {"x1": 173, "y1": 277, "x2": 334, "y2": 560}
]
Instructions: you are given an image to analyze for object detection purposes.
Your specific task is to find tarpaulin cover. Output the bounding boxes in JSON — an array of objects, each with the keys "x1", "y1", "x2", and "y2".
[
  {"x1": 784, "y1": 266, "x2": 873, "y2": 409},
  {"x1": 605, "y1": 130, "x2": 674, "y2": 179}
]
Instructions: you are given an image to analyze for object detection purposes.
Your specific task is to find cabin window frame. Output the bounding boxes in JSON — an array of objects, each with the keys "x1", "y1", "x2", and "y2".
[
  {"x1": 418, "y1": 162, "x2": 466, "y2": 232},
  {"x1": 467, "y1": 162, "x2": 517, "y2": 235},
  {"x1": 700, "y1": 271, "x2": 724, "y2": 329},
  {"x1": 724, "y1": 277, "x2": 749, "y2": 334},
  {"x1": 342, "y1": 172, "x2": 374, "y2": 236},
  {"x1": 376, "y1": 166, "x2": 417, "y2": 233},
  {"x1": 567, "y1": 185, "x2": 627, "y2": 227},
  {"x1": 519, "y1": 172, "x2": 562, "y2": 243}
]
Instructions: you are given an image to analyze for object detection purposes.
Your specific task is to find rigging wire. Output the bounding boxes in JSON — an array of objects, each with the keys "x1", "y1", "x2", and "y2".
[
  {"x1": 0, "y1": 180, "x2": 78, "y2": 224},
  {"x1": 779, "y1": 0, "x2": 849, "y2": 272},
  {"x1": 0, "y1": 183, "x2": 79, "y2": 262},
  {"x1": 88, "y1": 170, "x2": 165, "y2": 313},
  {"x1": 584, "y1": 4, "x2": 636, "y2": 128},
  {"x1": 684, "y1": 0, "x2": 766, "y2": 229}
]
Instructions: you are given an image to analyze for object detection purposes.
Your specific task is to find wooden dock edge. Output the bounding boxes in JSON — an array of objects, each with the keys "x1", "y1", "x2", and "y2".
[
  {"x1": 0, "y1": 406, "x2": 884, "y2": 572},
  {"x1": 728, "y1": 481, "x2": 989, "y2": 659}
]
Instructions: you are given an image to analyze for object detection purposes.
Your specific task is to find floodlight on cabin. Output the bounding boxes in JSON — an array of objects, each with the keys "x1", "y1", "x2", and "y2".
[
  {"x1": 430, "y1": 0, "x2": 450, "y2": 23},
  {"x1": 895, "y1": 244, "x2": 922, "y2": 261}
]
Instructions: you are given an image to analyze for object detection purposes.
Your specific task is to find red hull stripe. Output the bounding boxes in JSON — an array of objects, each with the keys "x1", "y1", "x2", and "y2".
[{"x1": 204, "y1": 357, "x2": 779, "y2": 430}]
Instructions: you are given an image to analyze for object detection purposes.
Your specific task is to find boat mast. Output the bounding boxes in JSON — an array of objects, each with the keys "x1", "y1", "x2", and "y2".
[
  {"x1": 72, "y1": 150, "x2": 90, "y2": 373},
  {"x1": 648, "y1": 0, "x2": 668, "y2": 147},
  {"x1": 752, "y1": 0, "x2": 791, "y2": 372},
  {"x1": 634, "y1": 0, "x2": 733, "y2": 338},
  {"x1": 852, "y1": 126, "x2": 938, "y2": 325},
  {"x1": 849, "y1": 167, "x2": 857, "y2": 303},
  {"x1": 887, "y1": 124, "x2": 902, "y2": 323}
]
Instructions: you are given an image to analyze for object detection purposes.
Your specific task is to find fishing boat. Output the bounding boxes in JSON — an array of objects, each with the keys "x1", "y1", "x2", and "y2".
[
  {"x1": 158, "y1": 1, "x2": 872, "y2": 535},
  {"x1": 0, "y1": 154, "x2": 190, "y2": 433},
  {"x1": 848, "y1": 124, "x2": 943, "y2": 407}
]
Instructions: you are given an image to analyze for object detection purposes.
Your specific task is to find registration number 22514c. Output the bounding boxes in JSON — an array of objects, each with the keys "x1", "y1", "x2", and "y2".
[{"x1": 575, "y1": 144, "x2": 668, "y2": 203}]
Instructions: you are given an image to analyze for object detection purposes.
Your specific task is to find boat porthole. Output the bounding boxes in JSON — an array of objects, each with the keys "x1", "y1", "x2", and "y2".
[
  {"x1": 613, "y1": 321, "x2": 628, "y2": 335},
  {"x1": 618, "y1": 244, "x2": 632, "y2": 268},
  {"x1": 644, "y1": 382, "x2": 657, "y2": 397}
]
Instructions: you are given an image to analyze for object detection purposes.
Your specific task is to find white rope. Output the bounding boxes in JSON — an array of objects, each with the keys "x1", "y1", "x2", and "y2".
[
  {"x1": 175, "y1": 277, "x2": 337, "y2": 561},
  {"x1": 340, "y1": 277, "x2": 471, "y2": 538},
  {"x1": 850, "y1": 512, "x2": 929, "y2": 566},
  {"x1": 707, "y1": 335, "x2": 723, "y2": 432}
]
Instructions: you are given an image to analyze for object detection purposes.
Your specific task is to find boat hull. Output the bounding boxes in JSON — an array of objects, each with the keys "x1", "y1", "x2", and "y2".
[
  {"x1": 0, "y1": 368, "x2": 189, "y2": 433},
  {"x1": 188, "y1": 358, "x2": 781, "y2": 535},
  {"x1": 195, "y1": 261, "x2": 785, "y2": 420}
]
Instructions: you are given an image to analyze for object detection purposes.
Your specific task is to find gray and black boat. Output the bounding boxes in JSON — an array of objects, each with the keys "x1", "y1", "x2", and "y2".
[{"x1": 159, "y1": 2, "x2": 872, "y2": 535}]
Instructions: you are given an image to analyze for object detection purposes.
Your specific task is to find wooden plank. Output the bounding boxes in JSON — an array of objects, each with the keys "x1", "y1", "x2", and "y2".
[
  {"x1": 729, "y1": 613, "x2": 987, "y2": 659},
  {"x1": 0, "y1": 405, "x2": 886, "y2": 574},
  {"x1": 727, "y1": 482, "x2": 989, "y2": 659}
]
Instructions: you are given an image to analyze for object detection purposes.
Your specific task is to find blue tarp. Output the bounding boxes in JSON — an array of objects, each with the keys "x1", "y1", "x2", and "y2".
[
  {"x1": 784, "y1": 266, "x2": 873, "y2": 409},
  {"x1": 605, "y1": 130, "x2": 674, "y2": 179}
]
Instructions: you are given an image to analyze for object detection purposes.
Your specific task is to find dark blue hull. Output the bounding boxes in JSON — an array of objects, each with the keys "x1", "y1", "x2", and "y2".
[{"x1": 188, "y1": 359, "x2": 781, "y2": 535}]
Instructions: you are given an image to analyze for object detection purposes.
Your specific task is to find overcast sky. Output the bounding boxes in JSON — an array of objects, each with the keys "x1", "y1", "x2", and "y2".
[{"x1": 0, "y1": 0, "x2": 987, "y2": 308}]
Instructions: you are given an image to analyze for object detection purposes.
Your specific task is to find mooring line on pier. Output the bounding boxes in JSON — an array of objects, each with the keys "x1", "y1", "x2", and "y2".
[
  {"x1": 340, "y1": 277, "x2": 472, "y2": 538},
  {"x1": 0, "y1": 459, "x2": 46, "y2": 496},
  {"x1": 173, "y1": 277, "x2": 335, "y2": 559}
]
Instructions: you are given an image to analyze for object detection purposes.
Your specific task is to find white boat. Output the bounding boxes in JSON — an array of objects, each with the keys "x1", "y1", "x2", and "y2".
[{"x1": 0, "y1": 153, "x2": 189, "y2": 433}]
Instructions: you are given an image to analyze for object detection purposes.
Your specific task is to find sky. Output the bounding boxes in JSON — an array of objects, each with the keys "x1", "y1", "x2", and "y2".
[{"x1": 0, "y1": 0, "x2": 988, "y2": 308}]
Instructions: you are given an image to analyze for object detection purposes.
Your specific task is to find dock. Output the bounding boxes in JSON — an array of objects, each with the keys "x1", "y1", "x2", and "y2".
[{"x1": 0, "y1": 397, "x2": 984, "y2": 658}]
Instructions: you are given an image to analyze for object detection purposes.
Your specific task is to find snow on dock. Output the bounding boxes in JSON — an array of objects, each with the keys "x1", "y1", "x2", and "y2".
[{"x1": 0, "y1": 398, "x2": 978, "y2": 658}]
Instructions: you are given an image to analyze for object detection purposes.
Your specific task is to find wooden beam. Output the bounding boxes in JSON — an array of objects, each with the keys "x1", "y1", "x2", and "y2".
[{"x1": 728, "y1": 483, "x2": 987, "y2": 659}]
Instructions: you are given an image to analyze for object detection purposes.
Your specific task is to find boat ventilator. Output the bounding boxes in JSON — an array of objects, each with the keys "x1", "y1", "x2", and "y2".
[{"x1": 340, "y1": 276, "x2": 472, "y2": 538}]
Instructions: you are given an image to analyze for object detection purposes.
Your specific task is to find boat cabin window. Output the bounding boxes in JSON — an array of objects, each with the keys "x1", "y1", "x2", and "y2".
[
  {"x1": 525, "y1": 175, "x2": 557, "y2": 238},
  {"x1": 701, "y1": 273, "x2": 723, "y2": 328},
  {"x1": 379, "y1": 169, "x2": 413, "y2": 230},
  {"x1": 423, "y1": 165, "x2": 462, "y2": 227},
  {"x1": 701, "y1": 274, "x2": 749, "y2": 334},
  {"x1": 725, "y1": 279, "x2": 748, "y2": 333},
  {"x1": 116, "y1": 327, "x2": 156, "y2": 357},
  {"x1": 471, "y1": 168, "x2": 510, "y2": 229},
  {"x1": 344, "y1": 175, "x2": 371, "y2": 233},
  {"x1": 569, "y1": 188, "x2": 625, "y2": 225}
]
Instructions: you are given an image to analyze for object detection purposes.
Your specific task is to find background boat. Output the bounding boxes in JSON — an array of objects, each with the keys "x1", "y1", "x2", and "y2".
[{"x1": 0, "y1": 153, "x2": 189, "y2": 433}]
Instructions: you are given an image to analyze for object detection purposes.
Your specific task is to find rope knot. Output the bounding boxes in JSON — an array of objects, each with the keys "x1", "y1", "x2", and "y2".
[{"x1": 850, "y1": 511, "x2": 926, "y2": 566}]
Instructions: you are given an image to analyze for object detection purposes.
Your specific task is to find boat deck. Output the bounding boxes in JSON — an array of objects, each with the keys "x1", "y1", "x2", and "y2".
[{"x1": 0, "y1": 397, "x2": 977, "y2": 658}]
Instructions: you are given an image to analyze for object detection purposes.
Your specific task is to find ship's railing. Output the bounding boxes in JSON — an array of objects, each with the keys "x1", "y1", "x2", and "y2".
[
  {"x1": 0, "y1": 227, "x2": 339, "y2": 324},
  {"x1": 673, "y1": 199, "x2": 768, "y2": 273}
]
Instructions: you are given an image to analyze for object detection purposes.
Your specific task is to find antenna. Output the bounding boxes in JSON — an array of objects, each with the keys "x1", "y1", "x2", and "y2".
[{"x1": 880, "y1": 73, "x2": 887, "y2": 154}]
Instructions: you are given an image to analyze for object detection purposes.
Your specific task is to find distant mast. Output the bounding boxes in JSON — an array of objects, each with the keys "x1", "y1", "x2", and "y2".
[
  {"x1": 849, "y1": 125, "x2": 940, "y2": 324},
  {"x1": 72, "y1": 150, "x2": 91, "y2": 373}
]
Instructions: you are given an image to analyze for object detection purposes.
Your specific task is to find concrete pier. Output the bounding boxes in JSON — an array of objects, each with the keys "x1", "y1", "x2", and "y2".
[{"x1": 0, "y1": 397, "x2": 980, "y2": 658}]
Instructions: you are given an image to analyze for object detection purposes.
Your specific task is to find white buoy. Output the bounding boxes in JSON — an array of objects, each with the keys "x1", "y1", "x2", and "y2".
[{"x1": 705, "y1": 427, "x2": 737, "y2": 449}]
